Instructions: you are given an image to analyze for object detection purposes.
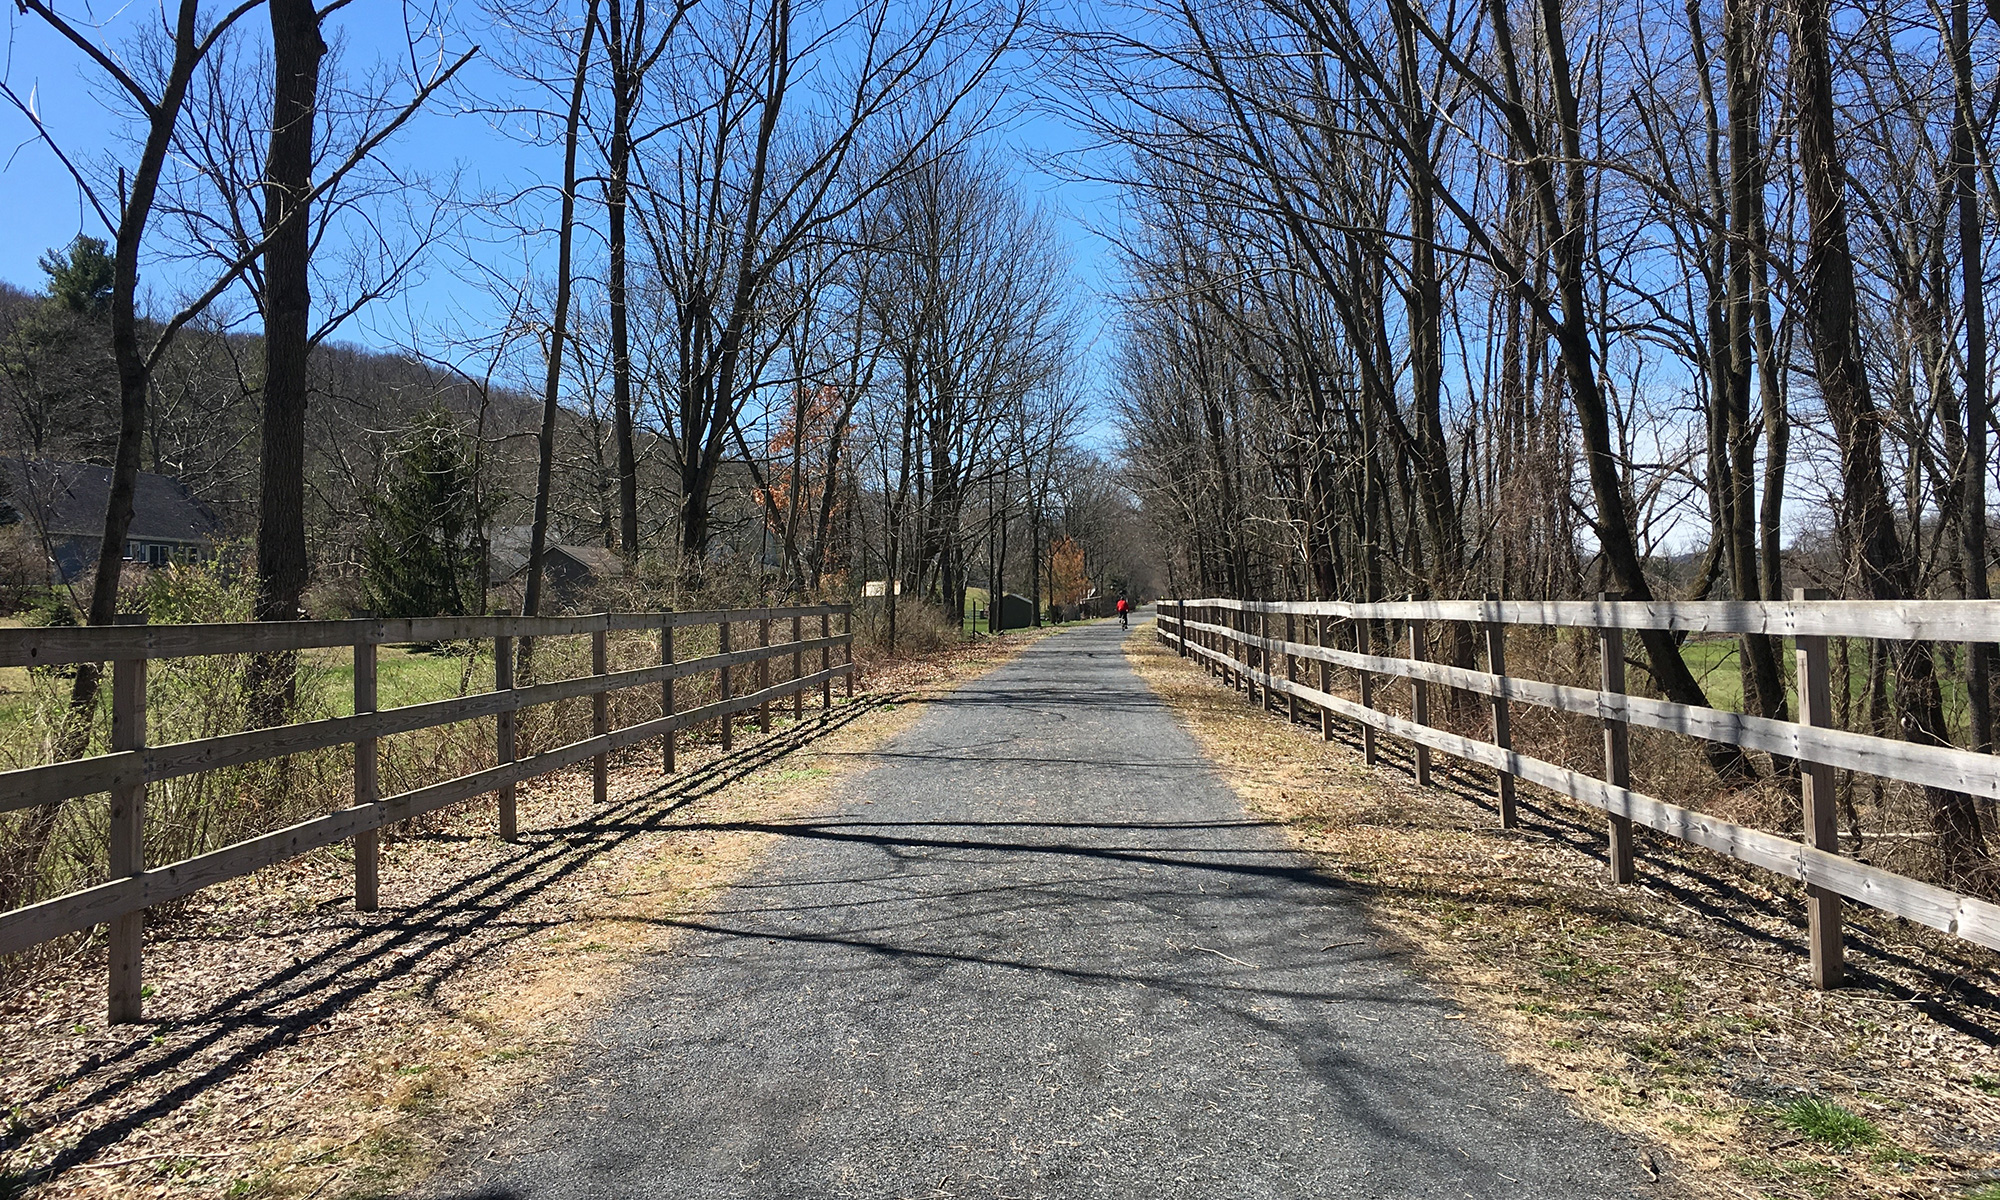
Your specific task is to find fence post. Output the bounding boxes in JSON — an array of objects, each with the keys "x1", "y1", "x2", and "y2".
[
  {"x1": 758, "y1": 612, "x2": 773, "y2": 733},
  {"x1": 354, "y1": 630, "x2": 380, "y2": 910},
  {"x1": 820, "y1": 609, "x2": 833, "y2": 710},
  {"x1": 1235, "y1": 609, "x2": 1247, "y2": 692},
  {"x1": 1357, "y1": 615, "x2": 1378, "y2": 767},
  {"x1": 1795, "y1": 586, "x2": 1845, "y2": 989},
  {"x1": 1221, "y1": 605, "x2": 1231, "y2": 682},
  {"x1": 1227, "y1": 607, "x2": 1239, "y2": 688},
  {"x1": 496, "y1": 633, "x2": 517, "y2": 838},
  {"x1": 661, "y1": 615, "x2": 676, "y2": 773},
  {"x1": 1284, "y1": 611, "x2": 1298, "y2": 724},
  {"x1": 1217, "y1": 606, "x2": 1229, "y2": 684},
  {"x1": 1408, "y1": 610, "x2": 1431, "y2": 787},
  {"x1": 792, "y1": 614, "x2": 804, "y2": 721},
  {"x1": 1598, "y1": 592, "x2": 1635, "y2": 883},
  {"x1": 1317, "y1": 615, "x2": 1333, "y2": 741},
  {"x1": 720, "y1": 618, "x2": 734, "y2": 751},
  {"x1": 1178, "y1": 600, "x2": 1188, "y2": 656},
  {"x1": 1214, "y1": 604, "x2": 1223, "y2": 677},
  {"x1": 1483, "y1": 593, "x2": 1517, "y2": 829},
  {"x1": 1204, "y1": 604, "x2": 1213, "y2": 674},
  {"x1": 843, "y1": 608, "x2": 855, "y2": 697},
  {"x1": 592, "y1": 619, "x2": 609, "y2": 805},
  {"x1": 1224, "y1": 608, "x2": 1240, "y2": 692},
  {"x1": 107, "y1": 613, "x2": 147, "y2": 1024},
  {"x1": 1256, "y1": 610, "x2": 1271, "y2": 709}
]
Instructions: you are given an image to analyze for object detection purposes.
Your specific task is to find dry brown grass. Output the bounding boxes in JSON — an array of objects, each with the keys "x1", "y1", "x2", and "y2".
[
  {"x1": 0, "y1": 626, "x2": 1059, "y2": 1200},
  {"x1": 1127, "y1": 628, "x2": 2000, "y2": 1200}
]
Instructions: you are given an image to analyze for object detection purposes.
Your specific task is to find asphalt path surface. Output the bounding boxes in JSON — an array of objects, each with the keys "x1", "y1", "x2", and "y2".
[{"x1": 423, "y1": 617, "x2": 1658, "y2": 1199}]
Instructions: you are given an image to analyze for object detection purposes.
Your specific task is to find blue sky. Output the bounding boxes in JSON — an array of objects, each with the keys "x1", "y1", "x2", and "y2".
[{"x1": 0, "y1": 1, "x2": 1128, "y2": 444}]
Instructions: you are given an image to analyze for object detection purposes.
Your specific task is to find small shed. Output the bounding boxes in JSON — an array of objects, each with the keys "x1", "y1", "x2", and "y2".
[
  {"x1": 991, "y1": 591, "x2": 1036, "y2": 632},
  {"x1": 542, "y1": 545, "x2": 628, "y2": 595}
]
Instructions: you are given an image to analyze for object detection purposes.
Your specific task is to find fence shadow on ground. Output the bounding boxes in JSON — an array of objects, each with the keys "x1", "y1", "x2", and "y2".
[
  {"x1": 1247, "y1": 702, "x2": 2000, "y2": 1047},
  {"x1": 0, "y1": 696, "x2": 893, "y2": 1194}
]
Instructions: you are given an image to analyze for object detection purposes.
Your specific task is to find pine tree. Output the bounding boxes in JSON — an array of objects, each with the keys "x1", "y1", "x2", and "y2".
[
  {"x1": 39, "y1": 237, "x2": 115, "y2": 316},
  {"x1": 362, "y1": 409, "x2": 493, "y2": 618}
]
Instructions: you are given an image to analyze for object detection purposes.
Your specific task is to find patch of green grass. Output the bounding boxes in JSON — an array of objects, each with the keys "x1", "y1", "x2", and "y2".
[
  {"x1": 1537, "y1": 949, "x2": 1623, "y2": 986},
  {"x1": 1726, "y1": 1153, "x2": 1779, "y2": 1181},
  {"x1": 1778, "y1": 1097, "x2": 1881, "y2": 1150},
  {"x1": 315, "y1": 643, "x2": 494, "y2": 714},
  {"x1": 1965, "y1": 1184, "x2": 2000, "y2": 1200},
  {"x1": 1727, "y1": 1155, "x2": 1838, "y2": 1197},
  {"x1": 769, "y1": 766, "x2": 831, "y2": 783},
  {"x1": 1867, "y1": 1144, "x2": 1929, "y2": 1169},
  {"x1": 1631, "y1": 1038, "x2": 1675, "y2": 1063}
]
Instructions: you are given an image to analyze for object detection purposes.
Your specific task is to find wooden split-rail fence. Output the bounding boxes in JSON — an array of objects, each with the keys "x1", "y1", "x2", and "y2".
[
  {"x1": 0, "y1": 605, "x2": 855, "y2": 1023},
  {"x1": 1156, "y1": 593, "x2": 2000, "y2": 990}
]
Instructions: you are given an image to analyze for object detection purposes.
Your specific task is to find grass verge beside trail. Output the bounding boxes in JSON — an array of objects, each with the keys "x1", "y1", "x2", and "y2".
[
  {"x1": 1126, "y1": 625, "x2": 2000, "y2": 1200},
  {"x1": 0, "y1": 627, "x2": 1061, "y2": 1200}
]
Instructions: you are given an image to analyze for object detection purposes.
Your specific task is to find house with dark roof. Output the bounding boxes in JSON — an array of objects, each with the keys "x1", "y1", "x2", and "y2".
[
  {"x1": 541, "y1": 545, "x2": 627, "y2": 594},
  {"x1": 488, "y1": 537, "x2": 629, "y2": 599},
  {"x1": 0, "y1": 459, "x2": 222, "y2": 582}
]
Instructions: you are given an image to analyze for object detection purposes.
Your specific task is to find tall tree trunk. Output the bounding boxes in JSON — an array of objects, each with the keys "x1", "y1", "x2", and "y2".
[
  {"x1": 1722, "y1": 0, "x2": 1787, "y2": 726},
  {"x1": 1793, "y1": 0, "x2": 1987, "y2": 877},
  {"x1": 243, "y1": 0, "x2": 326, "y2": 730},
  {"x1": 1951, "y1": 0, "x2": 1992, "y2": 752},
  {"x1": 1485, "y1": 0, "x2": 1749, "y2": 776},
  {"x1": 607, "y1": 0, "x2": 640, "y2": 555},
  {"x1": 12, "y1": 0, "x2": 208, "y2": 913},
  {"x1": 523, "y1": 0, "x2": 601, "y2": 626},
  {"x1": 254, "y1": 0, "x2": 326, "y2": 625},
  {"x1": 679, "y1": 0, "x2": 788, "y2": 569}
]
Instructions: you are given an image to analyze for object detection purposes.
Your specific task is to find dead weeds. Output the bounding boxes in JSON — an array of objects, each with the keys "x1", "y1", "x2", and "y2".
[
  {"x1": 0, "y1": 627, "x2": 1055, "y2": 1200},
  {"x1": 1127, "y1": 629, "x2": 2000, "y2": 1200}
]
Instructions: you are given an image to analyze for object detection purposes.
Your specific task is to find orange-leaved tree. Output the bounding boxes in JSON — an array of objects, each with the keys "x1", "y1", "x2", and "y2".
[
  {"x1": 1048, "y1": 536, "x2": 1089, "y2": 607},
  {"x1": 754, "y1": 383, "x2": 847, "y2": 582}
]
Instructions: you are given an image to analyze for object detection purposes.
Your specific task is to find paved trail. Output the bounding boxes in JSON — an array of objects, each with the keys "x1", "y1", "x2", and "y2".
[{"x1": 425, "y1": 619, "x2": 1657, "y2": 1199}]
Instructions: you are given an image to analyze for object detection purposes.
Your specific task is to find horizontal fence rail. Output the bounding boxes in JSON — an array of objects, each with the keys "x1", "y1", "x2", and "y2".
[
  {"x1": 1155, "y1": 596, "x2": 2000, "y2": 989},
  {"x1": 0, "y1": 605, "x2": 855, "y2": 1022},
  {"x1": 1175, "y1": 596, "x2": 2000, "y2": 642}
]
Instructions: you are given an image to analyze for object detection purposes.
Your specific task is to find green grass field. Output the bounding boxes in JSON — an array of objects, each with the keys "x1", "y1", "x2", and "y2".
[
  {"x1": 1639, "y1": 632, "x2": 1975, "y2": 740},
  {"x1": 315, "y1": 643, "x2": 498, "y2": 715},
  {"x1": 0, "y1": 639, "x2": 503, "y2": 766}
]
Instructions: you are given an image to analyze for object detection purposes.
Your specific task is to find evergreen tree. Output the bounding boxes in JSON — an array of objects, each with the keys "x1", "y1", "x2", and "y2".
[
  {"x1": 39, "y1": 237, "x2": 115, "y2": 316},
  {"x1": 362, "y1": 408, "x2": 492, "y2": 618},
  {"x1": 0, "y1": 241, "x2": 119, "y2": 457}
]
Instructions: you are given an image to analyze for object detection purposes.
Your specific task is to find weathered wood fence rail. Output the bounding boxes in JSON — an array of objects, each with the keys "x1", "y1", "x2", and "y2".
[
  {"x1": 0, "y1": 605, "x2": 854, "y2": 1022},
  {"x1": 1155, "y1": 595, "x2": 2000, "y2": 990}
]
